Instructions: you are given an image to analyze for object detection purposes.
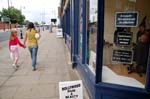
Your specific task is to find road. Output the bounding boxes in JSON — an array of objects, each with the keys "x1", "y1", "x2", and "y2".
[
  {"x1": 0, "y1": 27, "x2": 45, "y2": 42},
  {"x1": 0, "y1": 31, "x2": 10, "y2": 42},
  {"x1": 0, "y1": 29, "x2": 25, "y2": 42}
]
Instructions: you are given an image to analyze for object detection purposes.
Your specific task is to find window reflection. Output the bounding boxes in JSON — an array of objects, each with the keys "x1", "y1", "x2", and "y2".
[
  {"x1": 86, "y1": 0, "x2": 97, "y2": 73},
  {"x1": 103, "y1": 0, "x2": 150, "y2": 88},
  {"x1": 79, "y1": 0, "x2": 83, "y2": 58}
]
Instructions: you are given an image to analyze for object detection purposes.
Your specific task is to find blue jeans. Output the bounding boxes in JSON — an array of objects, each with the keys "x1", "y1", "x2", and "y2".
[{"x1": 28, "y1": 45, "x2": 38, "y2": 69}]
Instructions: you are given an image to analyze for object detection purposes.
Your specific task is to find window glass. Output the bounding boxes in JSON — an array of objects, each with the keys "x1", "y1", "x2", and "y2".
[
  {"x1": 79, "y1": 0, "x2": 83, "y2": 58},
  {"x1": 86, "y1": 0, "x2": 98, "y2": 74},
  {"x1": 102, "y1": 0, "x2": 150, "y2": 88}
]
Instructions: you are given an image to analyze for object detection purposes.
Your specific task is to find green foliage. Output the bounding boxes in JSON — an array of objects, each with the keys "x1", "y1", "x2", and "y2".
[
  {"x1": 0, "y1": 6, "x2": 25, "y2": 24},
  {"x1": 89, "y1": 22, "x2": 97, "y2": 26}
]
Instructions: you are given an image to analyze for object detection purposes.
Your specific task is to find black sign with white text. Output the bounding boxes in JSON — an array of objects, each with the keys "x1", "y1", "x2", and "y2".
[
  {"x1": 116, "y1": 32, "x2": 132, "y2": 46},
  {"x1": 112, "y1": 49, "x2": 133, "y2": 64},
  {"x1": 115, "y1": 12, "x2": 138, "y2": 27}
]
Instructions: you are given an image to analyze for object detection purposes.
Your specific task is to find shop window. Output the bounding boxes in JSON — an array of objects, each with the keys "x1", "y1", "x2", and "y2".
[
  {"x1": 102, "y1": 0, "x2": 150, "y2": 88},
  {"x1": 79, "y1": 0, "x2": 83, "y2": 58},
  {"x1": 86, "y1": 0, "x2": 98, "y2": 74}
]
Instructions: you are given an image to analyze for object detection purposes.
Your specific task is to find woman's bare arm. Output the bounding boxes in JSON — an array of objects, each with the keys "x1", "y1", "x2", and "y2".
[{"x1": 24, "y1": 31, "x2": 27, "y2": 45}]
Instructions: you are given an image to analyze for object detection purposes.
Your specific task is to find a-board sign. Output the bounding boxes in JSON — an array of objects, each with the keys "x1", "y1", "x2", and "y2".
[
  {"x1": 59, "y1": 80, "x2": 83, "y2": 99},
  {"x1": 112, "y1": 49, "x2": 133, "y2": 64},
  {"x1": 115, "y1": 11, "x2": 138, "y2": 27},
  {"x1": 56, "y1": 28, "x2": 63, "y2": 38},
  {"x1": 116, "y1": 32, "x2": 132, "y2": 46}
]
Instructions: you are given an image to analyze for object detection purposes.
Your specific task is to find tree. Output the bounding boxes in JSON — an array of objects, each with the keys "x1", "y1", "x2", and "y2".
[
  {"x1": 41, "y1": 21, "x2": 46, "y2": 25},
  {"x1": 0, "y1": 12, "x2": 2, "y2": 18},
  {"x1": 0, "y1": 6, "x2": 25, "y2": 24},
  {"x1": 34, "y1": 22, "x2": 39, "y2": 26},
  {"x1": 24, "y1": 20, "x2": 30, "y2": 25}
]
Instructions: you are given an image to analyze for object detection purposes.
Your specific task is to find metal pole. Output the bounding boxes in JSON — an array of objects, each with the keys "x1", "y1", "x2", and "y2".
[{"x1": 7, "y1": 0, "x2": 11, "y2": 30}]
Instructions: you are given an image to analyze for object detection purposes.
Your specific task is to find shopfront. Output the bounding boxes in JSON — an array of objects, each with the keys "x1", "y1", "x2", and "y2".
[
  {"x1": 96, "y1": 0, "x2": 150, "y2": 99},
  {"x1": 60, "y1": 0, "x2": 150, "y2": 99}
]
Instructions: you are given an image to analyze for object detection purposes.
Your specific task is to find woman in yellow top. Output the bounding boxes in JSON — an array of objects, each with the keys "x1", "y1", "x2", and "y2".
[{"x1": 24, "y1": 22, "x2": 39, "y2": 71}]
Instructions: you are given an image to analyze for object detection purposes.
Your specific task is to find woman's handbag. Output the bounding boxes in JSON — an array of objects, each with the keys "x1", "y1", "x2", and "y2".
[{"x1": 35, "y1": 33, "x2": 41, "y2": 40}]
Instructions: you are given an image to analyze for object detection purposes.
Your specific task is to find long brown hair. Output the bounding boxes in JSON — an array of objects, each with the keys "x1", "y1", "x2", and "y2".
[
  {"x1": 9, "y1": 30, "x2": 17, "y2": 40},
  {"x1": 27, "y1": 22, "x2": 35, "y2": 32}
]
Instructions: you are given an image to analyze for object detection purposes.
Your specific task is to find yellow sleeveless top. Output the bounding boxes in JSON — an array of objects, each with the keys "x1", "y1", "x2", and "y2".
[{"x1": 26, "y1": 29, "x2": 38, "y2": 47}]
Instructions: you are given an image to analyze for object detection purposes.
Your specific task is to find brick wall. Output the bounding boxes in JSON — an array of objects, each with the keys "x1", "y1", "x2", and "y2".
[{"x1": 0, "y1": 21, "x2": 17, "y2": 30}]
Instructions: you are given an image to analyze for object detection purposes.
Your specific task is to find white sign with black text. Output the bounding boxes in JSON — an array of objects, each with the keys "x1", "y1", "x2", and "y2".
[
  {"x1": 56, "y1": 28, "x2": 63, "y2": 38},
  {"x1": 59, "y1": 80, "x2": 83, "y2": 99}
]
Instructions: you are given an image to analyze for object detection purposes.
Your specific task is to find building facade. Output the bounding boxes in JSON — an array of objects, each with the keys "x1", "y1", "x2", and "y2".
[{"x1": 59, "y1": 0, "x2": 150, "y2": 99}]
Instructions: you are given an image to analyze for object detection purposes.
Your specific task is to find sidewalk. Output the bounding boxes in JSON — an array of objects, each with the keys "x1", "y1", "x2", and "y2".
[{"x1": 0, "y1": 30, "x2": 89, "y2": 99}]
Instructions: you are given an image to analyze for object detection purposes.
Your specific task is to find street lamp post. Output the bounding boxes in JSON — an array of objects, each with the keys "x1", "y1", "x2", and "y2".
[
  {"x1": 0, "y1": 14, "x2": 1, "y2": 31},
  {"x1": 8, "y1": 0, "x2": 10, "y2": 9}
]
